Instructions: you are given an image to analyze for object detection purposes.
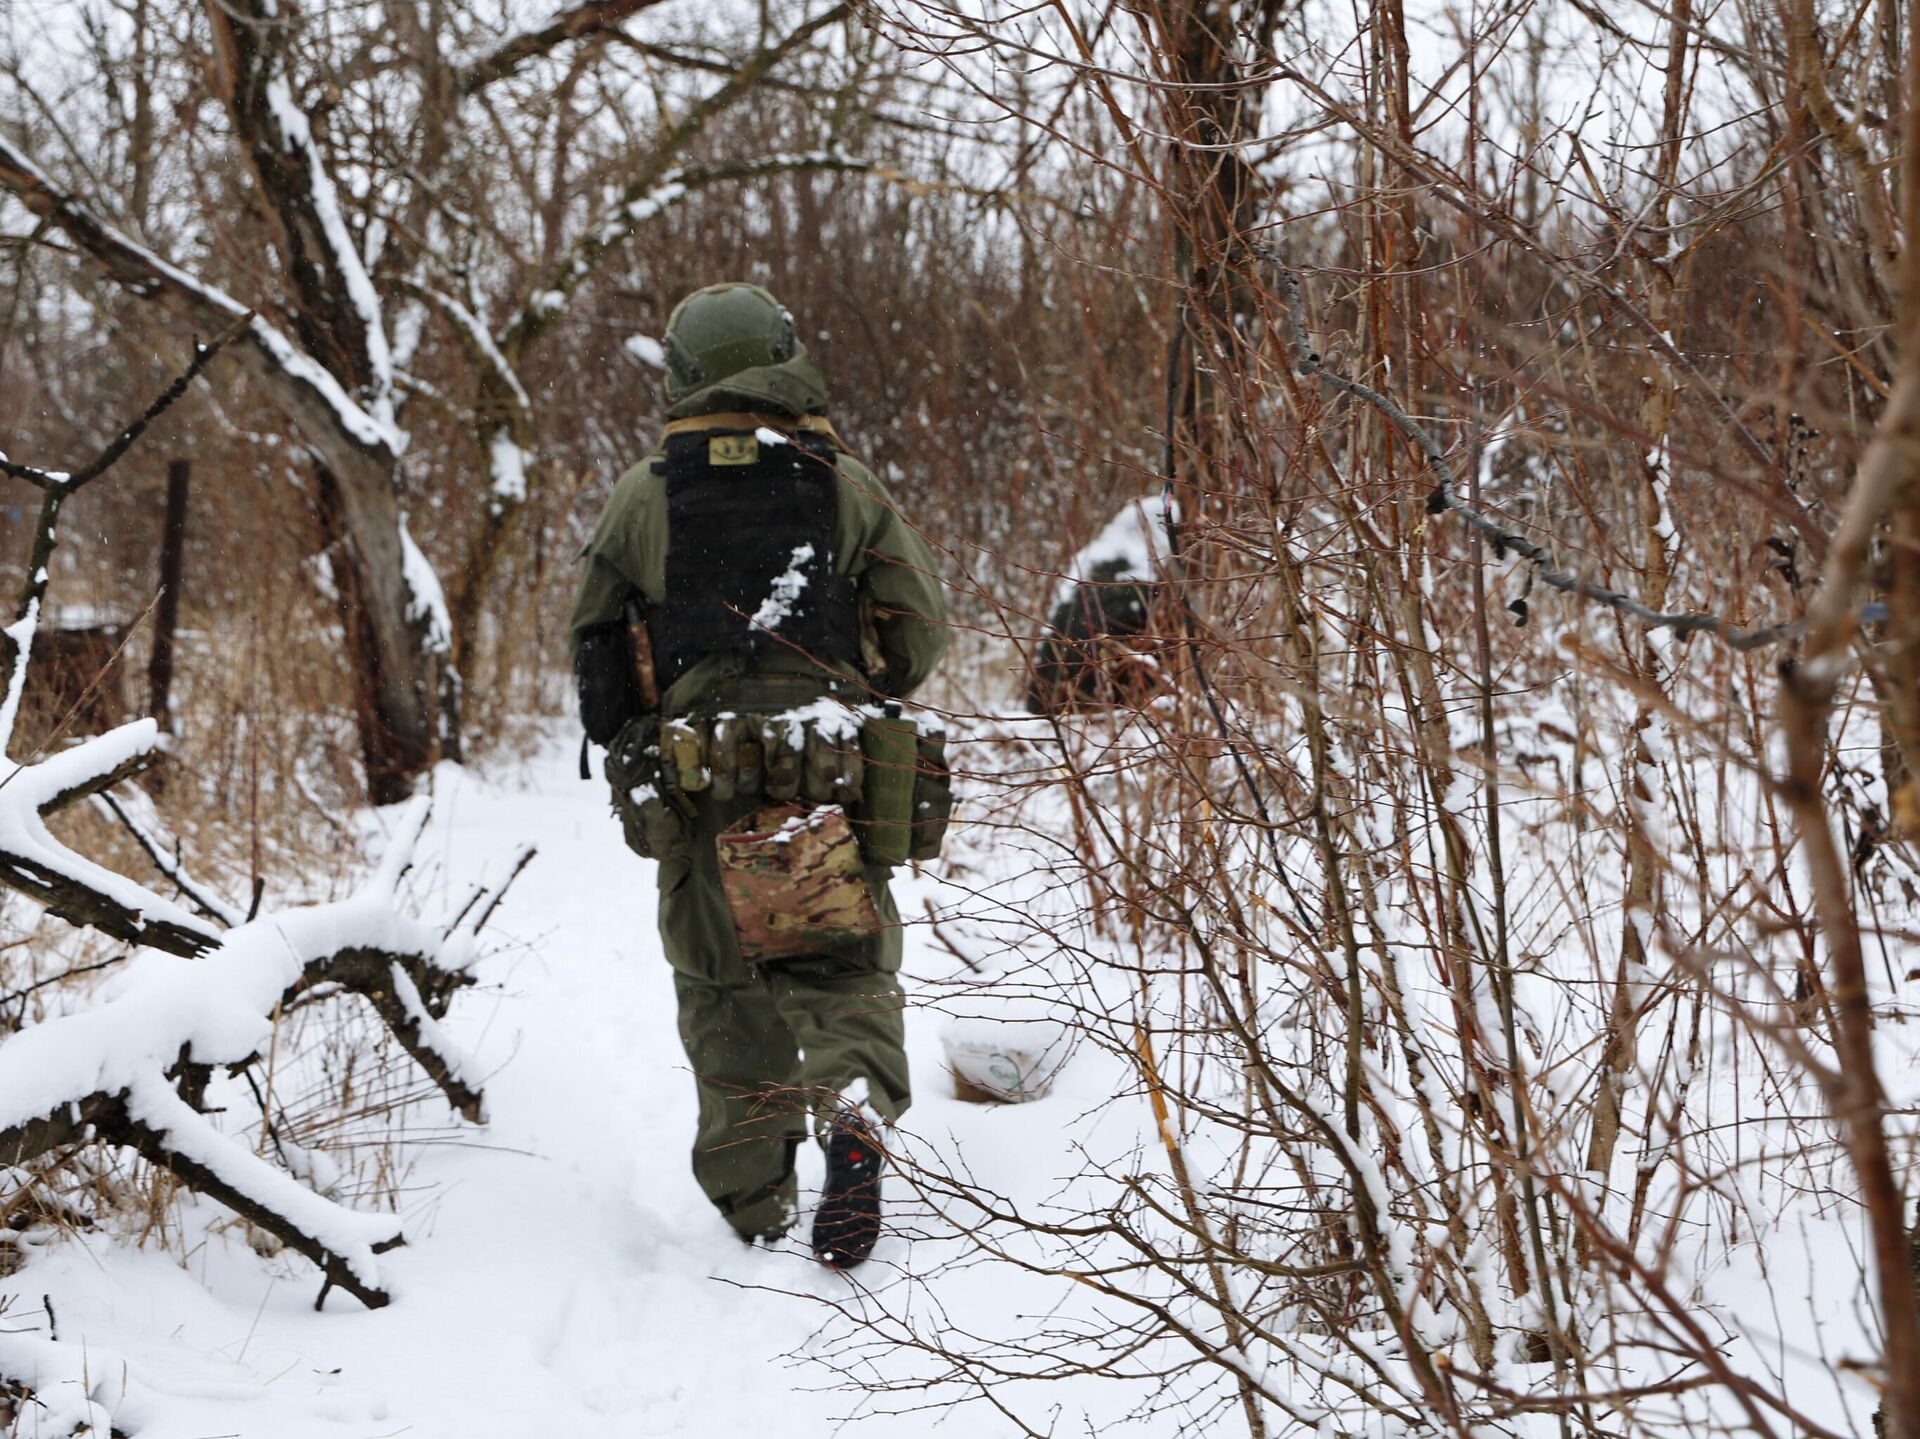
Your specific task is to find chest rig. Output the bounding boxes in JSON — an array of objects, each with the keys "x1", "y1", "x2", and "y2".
[{"x1": 650, "y1": 428, "x2": 861, "y2": 690}]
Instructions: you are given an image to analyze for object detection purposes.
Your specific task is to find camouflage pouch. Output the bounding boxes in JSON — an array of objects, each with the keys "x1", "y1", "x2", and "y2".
[
  {"x1": 605, "y1": 717, "x2": 688, "y2": 861},
  {"x1": 908, "y1": 730, "x2": 953, "y2": 863},
  {"x1": 715, "y1": 803, "x2": 880, "y2": 962}
]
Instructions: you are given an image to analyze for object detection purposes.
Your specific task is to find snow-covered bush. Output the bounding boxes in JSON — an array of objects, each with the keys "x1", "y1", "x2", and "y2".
[{"x1": 0, "y1": 343, "x2": 516, "y2": 1432}]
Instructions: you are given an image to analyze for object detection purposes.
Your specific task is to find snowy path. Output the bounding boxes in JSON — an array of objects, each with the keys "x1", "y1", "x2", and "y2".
[{"x1": 13, "y1": 740, "x2": 1133, "y2": 1438}]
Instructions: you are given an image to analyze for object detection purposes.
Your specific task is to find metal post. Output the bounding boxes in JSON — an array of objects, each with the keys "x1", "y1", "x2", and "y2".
[{"x1": 147, "y1": 457, "x2": 189, "y2": 728}]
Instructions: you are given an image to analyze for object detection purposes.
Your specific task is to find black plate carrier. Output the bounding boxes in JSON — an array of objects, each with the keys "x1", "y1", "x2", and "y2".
[{"x1": 652, "y1": 429, "x2": 860, "y2": 689}]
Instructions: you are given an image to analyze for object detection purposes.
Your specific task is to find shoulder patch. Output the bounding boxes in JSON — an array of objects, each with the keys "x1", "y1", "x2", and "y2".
[{"x1": 709, "y1": 434, "x2": 759, "y2": 467}]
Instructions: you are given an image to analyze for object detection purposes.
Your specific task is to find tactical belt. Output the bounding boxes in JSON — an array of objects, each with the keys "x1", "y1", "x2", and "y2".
[{"x1": 604, "y1": 706, "x2": 952, "y2": 869}]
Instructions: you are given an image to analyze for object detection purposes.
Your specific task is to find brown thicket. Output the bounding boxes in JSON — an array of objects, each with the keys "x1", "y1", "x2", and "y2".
[{"x1": 844, "y1": 0, "x2": 1920, "y2": 1434}]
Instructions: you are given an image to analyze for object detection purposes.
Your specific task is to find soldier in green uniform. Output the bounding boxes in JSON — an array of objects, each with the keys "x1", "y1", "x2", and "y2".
[{"x1": 571, "y1": 282, "x2": 948, "y2": 1266}]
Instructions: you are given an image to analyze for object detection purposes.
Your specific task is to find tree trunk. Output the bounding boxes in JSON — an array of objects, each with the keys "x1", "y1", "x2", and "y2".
[
  {"x1": 317, "y1": 459, "x2": 437, "y2": 806},
  {"x1": 209, "y1": 0, "x2": 444, "y2": 802}
]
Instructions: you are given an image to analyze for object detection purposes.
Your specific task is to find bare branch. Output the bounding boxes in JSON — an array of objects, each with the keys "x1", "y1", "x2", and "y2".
[{"x1": 455, "y1": 0, "x2": 674, "y2": 96}]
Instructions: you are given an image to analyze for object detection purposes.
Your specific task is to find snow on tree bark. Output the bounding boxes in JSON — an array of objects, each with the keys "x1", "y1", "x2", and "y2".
[{"x1": 208, "y1": 1, "x2": 445, "y2": 803}]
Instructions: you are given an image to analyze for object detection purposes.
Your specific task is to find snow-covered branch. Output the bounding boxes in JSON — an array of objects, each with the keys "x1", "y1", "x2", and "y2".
[
  {"x1": 0, "y1": 799, "x2": 495, "y2": 1310},
  {"x1": 0, "y1": 133, "x2": 396, "y2": 464},
  {"x1": 408, "y1": 282, "x2": 532, "y2": 417},
  {"x1": 0, "y1": 718, "x2": 223, "y2": 957},
  {"x1": 91, "y1": 783, "x2": 250, "y2": 929},
  {"x1": 482, "y1": 5, "x2": 853, "y2": 364},
  {"x1": 256, "y1": 71, "x2": 401, "y2": 449},
  {"x1": 400, "y1": 281, "x2": 534, "y2": 509},
  {"x1": 0, "y1": 335, "x2": 500, "y2": 1315}
]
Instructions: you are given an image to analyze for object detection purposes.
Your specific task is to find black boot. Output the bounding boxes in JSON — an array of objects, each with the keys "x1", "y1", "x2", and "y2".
[{"x1": 812, "y1": 1125, "x2": 884, "y2": 1269}]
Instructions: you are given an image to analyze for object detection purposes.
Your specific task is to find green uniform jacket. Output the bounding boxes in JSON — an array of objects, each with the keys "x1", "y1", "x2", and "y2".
[{"x1": 570, "y1": 436, "x2": 949, "y2": 714}]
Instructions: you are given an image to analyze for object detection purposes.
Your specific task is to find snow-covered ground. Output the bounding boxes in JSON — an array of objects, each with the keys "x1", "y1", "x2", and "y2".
[
  {"x1": 8, "y1": 708, "x2": 1910, "y2": 1439},
  {"x1": 4, "y1": 737, "x2": 1143, "y2": 1438}
]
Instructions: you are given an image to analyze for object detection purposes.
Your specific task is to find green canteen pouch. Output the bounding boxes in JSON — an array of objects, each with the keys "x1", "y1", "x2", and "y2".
[
  {"x1": 629, "y1": 782, "x2": 688, "y2": 860},
  {"x1": 857, "y1": 712, "x2": 918, "y2": 866},
  {"x1": 908, "y1": 729, "x2": 953, "y2": 863},
  {"x1": 715, "y1": 803, "x2": 880, "y2": 962}
]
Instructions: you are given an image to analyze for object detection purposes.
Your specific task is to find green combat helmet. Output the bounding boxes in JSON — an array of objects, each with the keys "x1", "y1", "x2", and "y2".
[{"x1": 661, "y1": 282, "x2": 830, "y2": 420}]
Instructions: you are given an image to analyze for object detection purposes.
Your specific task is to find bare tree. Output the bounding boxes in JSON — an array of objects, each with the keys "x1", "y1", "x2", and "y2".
[{"x1": 0, "y1": 0, "x2": 890, "y2": 800}]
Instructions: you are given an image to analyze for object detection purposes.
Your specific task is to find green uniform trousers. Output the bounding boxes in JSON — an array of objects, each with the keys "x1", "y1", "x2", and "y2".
[{"x1": 656, "y1": 788, "x2": 911, "y2": 1240}]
